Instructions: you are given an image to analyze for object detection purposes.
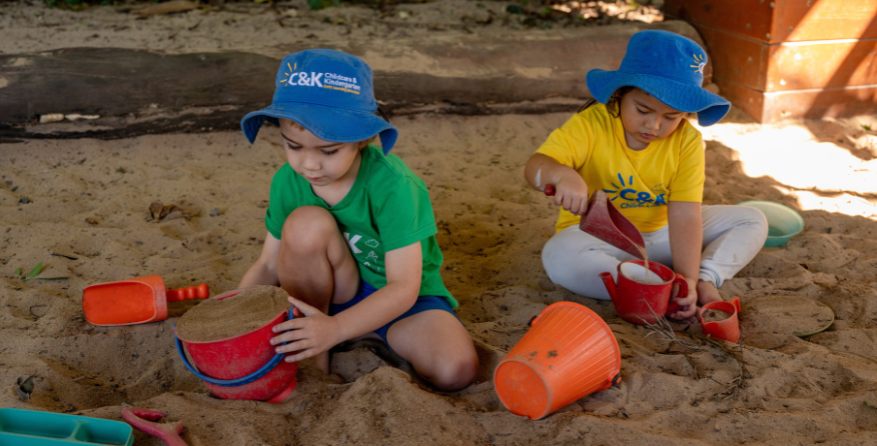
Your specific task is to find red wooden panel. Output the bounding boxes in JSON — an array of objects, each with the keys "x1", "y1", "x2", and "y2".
[
  {"x1": 765, "y1": 86, "x2": 877, "y2": 121},
  {"x1": 696, "y1": 26, "x2": 769, "y2": 91},
  {"x1": 715, "y1": 79, "x2": 877, "y2": 123},
  {"x1": 768, "y1": 40, "x2": 877, "y2": 91},
  {"x1": 775, "y1": 0, "x2": 877, "y2": 42},
  {"x1": 713, "y1": 79, "x2": 766, "y2": 122},
  {"x1": 664, "y1": 0, "x2": 775, "y2": 42}
]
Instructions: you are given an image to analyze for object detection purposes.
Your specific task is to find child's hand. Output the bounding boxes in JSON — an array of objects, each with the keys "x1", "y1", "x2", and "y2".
[
  {"x1": 668, "y1": 278, "x2": 699, "y2": 323},
  {"x1": 269, "y1": 296, "x2": 342, "y2": 363},
  {"x1": 550, "y1": 171, "x2": 590, "y2": 216}
]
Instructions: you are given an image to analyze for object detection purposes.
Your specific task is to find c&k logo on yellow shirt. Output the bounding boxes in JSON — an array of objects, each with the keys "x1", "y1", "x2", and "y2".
[{"x1": 603, "y1": 173, "x2": 667, "y2": 209}]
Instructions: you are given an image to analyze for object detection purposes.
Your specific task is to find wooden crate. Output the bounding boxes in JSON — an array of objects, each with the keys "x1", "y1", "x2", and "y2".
[{"x1": 665, "y1": 0, "x2": 877, "y2": 122}]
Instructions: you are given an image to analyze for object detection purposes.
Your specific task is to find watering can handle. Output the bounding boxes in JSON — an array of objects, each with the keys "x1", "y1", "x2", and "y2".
[{"x1": 666, "y1": 274, "x2": 688, "y2": 314}]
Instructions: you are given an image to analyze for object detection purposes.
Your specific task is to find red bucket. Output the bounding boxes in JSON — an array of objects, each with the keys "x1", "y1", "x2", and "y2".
[{"x1": 174, "y1": 288, "x2": 297, "y2": 403}]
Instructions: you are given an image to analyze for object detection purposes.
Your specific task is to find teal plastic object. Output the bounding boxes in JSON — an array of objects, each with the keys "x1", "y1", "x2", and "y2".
[
  {"x1": 0, "y1": 408, "x2": 133, "y2": 446},
  {"x1": 737, "y1": 200, "x2": 805, "y2": 247}
]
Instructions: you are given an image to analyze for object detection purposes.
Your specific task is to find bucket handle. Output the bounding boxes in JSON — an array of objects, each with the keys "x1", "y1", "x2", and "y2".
[{"x1": 174, "y1": 308, "x2": 294, "y2": 388}]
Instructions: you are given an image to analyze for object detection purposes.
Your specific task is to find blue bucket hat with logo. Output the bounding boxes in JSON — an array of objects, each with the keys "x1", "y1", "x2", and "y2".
[
  {"x1": 241, "y1": 49, "x2": 398, "y2": 153},
  {"x1": 586, "y1": 30, "x2": 730, "y2": 126}
]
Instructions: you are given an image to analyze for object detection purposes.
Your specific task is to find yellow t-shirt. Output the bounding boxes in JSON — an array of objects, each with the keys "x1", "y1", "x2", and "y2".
[{"x1": 536, "y1": 103, "x2": 705, "y2": 233}]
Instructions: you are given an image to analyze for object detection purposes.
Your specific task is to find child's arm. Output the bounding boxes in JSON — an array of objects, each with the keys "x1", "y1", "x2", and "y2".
[
  {"x1": 667, "y1": 201, "x2": 702, "y2": 320},
  {"x1": 270, "y1": 241, "x2": 422, "y2": 363},
  {"x1": 238, "y1": 233, "x2": 282, "y2": 288},
  {"x1": 524, "y1": 153, "x2": 590, "y2": 216}
]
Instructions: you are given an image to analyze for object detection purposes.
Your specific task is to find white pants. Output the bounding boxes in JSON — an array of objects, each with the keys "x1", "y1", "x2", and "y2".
[{"x1": 542, "y1": 205, "x2": 768, "y2": 300}]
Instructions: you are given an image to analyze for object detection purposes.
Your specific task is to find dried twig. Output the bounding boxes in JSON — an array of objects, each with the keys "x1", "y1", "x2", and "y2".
[
  {"x1": 695, "y1": 334, "x2": 749, "y2": 399},
  {"x1": 640, "y1": 302, "x2": 703, "y2": 352},
  {"x1": 50, "y1": 252, "x2": 78, "y2": 260}
]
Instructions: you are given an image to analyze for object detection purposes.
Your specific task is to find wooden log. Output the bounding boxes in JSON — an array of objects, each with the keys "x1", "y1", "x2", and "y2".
[{"x1": 0, "y1": 21, "x2": 707, "y2": 140}]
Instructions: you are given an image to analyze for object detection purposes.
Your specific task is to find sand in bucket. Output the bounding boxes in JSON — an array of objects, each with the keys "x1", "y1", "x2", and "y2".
[
  {"x1": 619, "y1": 262, "x2": 664, "y2": 285},
  {"x1": 702, "y1": 308, "x2": 732, "y2": 323},
  {"x1": 176, "y1": 286, "x2": 290, "y2": 342}
]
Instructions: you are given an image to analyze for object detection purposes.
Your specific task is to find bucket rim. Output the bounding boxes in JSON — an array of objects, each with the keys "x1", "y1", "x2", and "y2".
[
  {"x1": 493, "y1": 358, "x2": 552, "y2": 420},
  {"x1": 174, "y1": 310, "x2": 288, "y2": 344}
]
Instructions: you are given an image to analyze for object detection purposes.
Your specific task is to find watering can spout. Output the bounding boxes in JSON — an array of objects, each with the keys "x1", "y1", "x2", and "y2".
[{"x1": 599, "y1": 272, "x2": 618, "y2": 301}]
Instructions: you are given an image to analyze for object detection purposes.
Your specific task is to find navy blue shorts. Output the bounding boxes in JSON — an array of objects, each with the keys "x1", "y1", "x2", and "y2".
[{"x1": 329, "y1": 280, "x2": 459, "y2": 343}]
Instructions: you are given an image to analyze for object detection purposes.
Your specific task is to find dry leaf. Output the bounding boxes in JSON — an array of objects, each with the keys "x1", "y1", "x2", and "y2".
[{"x1": 149, "y1": 200, "x2": 164, "y2": 221}]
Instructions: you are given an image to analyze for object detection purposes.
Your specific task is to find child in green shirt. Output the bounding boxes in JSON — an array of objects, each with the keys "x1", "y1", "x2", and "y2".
[{"x1": 238, "y1": 49, "x2": 477, "y2": 391}]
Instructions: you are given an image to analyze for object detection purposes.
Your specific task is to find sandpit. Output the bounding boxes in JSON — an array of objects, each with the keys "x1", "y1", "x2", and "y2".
[{"x1": 2, "y1": 1, "x2": 877, "y2": 445}]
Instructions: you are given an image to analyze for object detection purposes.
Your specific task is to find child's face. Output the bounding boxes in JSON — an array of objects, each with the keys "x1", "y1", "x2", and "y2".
[
  {"x1": 279, "y1": 119, "x2": 365, "y2": 187},
  {"x1": 618, "y1": 88, "x2": 685, "y2": 150}
]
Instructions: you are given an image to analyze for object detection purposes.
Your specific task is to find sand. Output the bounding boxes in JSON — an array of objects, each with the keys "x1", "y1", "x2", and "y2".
[
  {"x1": 701, "y1": 308, "x2": 731, "y2": 323},
  {"x1": 3, "y1": 1, "x2": 877, "y2": 445},
  {"x1": 175, "y1": 285, "x2": 290, "y2": 342}
]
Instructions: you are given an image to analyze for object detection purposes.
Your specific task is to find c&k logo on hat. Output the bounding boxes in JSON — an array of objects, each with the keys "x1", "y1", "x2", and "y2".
[
  {"x1": 282, "y1": 62, "x2": 361, "y2": 95},
  {"x1": 690, "y1": 54, "x2": 705, "y2": 74}
]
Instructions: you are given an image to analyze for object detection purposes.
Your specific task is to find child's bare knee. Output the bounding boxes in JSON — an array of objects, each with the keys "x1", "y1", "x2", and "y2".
[
  {"x1": 281, "y1": 206, "x2": 335, "y2": 250},
  {"x1": 432, "y1": 352, "x2": 478, "y2": 391}
]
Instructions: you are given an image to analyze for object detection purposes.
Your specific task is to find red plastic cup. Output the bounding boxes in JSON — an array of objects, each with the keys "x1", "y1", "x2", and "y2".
[{"x1": 700, "y1": 297, "x2": 741, "y2": 343}]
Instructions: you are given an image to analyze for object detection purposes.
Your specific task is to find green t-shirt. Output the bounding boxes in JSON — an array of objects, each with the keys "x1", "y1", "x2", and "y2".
[{"x1": 265, "y1": 145, "x2": 456, "y2": 307}]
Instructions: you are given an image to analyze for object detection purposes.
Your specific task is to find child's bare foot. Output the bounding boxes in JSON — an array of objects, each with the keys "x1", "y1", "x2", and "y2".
[{"x1": 696, "y1": 280, "x2": 723, "y2": 306}]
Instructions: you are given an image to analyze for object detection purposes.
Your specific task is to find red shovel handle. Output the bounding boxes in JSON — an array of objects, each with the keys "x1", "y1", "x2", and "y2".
[
  {"x1": 167, "y1": 283, "x2": 209, "y2": 302},
  {"x1": 121, "y1": 407, "x2": 188, "y2": 446},
  {"x1": 544, "y1": 184, "x2": 556, "y2": 196}
]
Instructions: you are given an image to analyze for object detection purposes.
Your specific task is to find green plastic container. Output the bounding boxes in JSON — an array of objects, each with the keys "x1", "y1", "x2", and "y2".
[
  {"x1": 737, "y1": 200, "x2": 805, "y2": 247},
  {"x1": 0, "y1": 409, "x2": 133, "y2": 446}
]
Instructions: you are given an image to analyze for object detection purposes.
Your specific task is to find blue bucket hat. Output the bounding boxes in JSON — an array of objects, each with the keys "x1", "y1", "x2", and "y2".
[
  {"x1": 241, "y1": 49, "x2": 398, "y2": 153},
  {"x1": 586, "y1": 30, "x2": 730, "y2": 126}
]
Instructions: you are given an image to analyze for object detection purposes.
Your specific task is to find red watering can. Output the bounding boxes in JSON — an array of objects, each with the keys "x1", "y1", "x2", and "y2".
[{"x1": 600, "y1": 260, "x2": 685, "y2": 325}]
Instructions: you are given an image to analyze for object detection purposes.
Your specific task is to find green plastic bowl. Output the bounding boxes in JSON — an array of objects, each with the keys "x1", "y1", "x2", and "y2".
[{"x1": 737, "y1": 200, "x2": 804, "y2": 247}]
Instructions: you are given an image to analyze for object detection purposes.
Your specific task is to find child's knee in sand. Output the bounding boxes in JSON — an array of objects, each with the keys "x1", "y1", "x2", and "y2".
[{"x1": 385, "y1": 310, "x2": 478, "y2": 391}]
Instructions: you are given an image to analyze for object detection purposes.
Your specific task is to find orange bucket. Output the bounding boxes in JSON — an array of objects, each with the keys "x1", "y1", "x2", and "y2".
[{"x1": 493, "y1": 302, "x2": 622, "y2": 420}]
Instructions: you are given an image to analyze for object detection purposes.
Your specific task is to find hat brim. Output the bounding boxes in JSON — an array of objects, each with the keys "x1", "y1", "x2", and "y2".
[
  {"x1": 586, "y1": 70, "x2": 730, "y2": 126},
  {"x1": 241, "y1": 102, "x2": 398, "y2": 154}
]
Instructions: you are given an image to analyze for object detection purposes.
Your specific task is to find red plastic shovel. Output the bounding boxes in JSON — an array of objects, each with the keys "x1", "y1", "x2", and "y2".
[
  {"x1": 121, "y1": 407, "x2": 188, "y2": 446},
  {"x1": 544, "y1": 186, "x2": 645, "y2": 259},
  {"x1": 82, "y1": 275, "x2": 208, "y2": 326}
]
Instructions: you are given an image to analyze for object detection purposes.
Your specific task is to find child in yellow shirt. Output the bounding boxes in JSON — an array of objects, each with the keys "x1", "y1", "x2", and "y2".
[{"x1": 524, "y1": 30, "x2": 768, "y2": 323}]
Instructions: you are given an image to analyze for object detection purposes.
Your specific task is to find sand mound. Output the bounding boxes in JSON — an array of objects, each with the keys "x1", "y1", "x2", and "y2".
[{"x1": 176, "y1": 286, "x2": 290, "y2": 342}]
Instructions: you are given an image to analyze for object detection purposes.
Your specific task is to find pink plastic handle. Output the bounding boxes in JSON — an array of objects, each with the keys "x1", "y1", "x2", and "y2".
[
  {"x1": 667, "y1": 274, "x2": 688, "y2": 314},
  {"x1": 121, "y1": 407, "x2": 188, "y2": 446},
  {"x1": 167, "y1": 283, "x2": 209, "y2": 302}
]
